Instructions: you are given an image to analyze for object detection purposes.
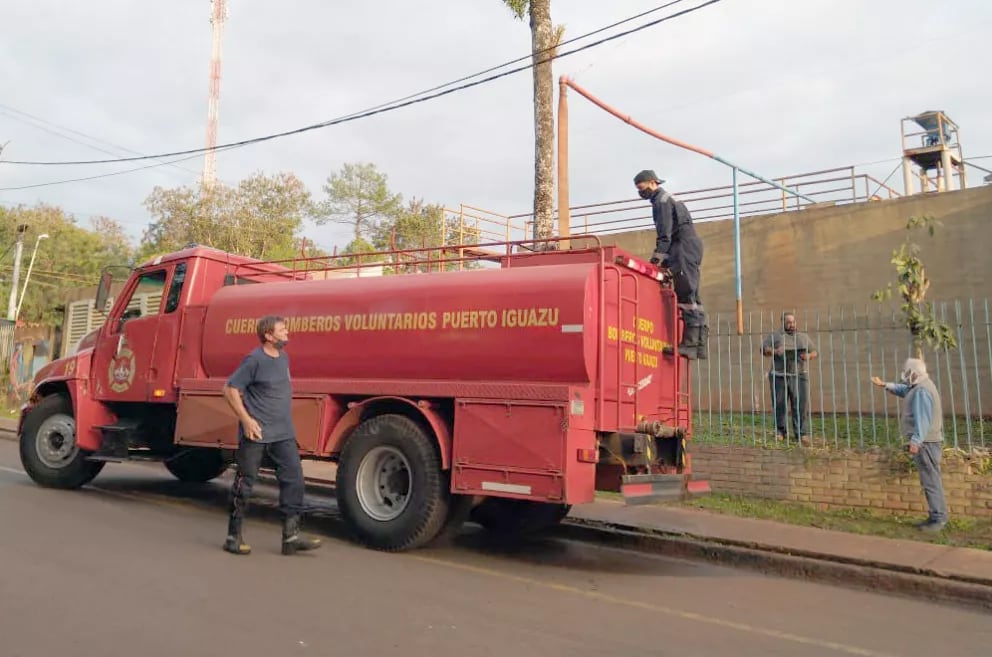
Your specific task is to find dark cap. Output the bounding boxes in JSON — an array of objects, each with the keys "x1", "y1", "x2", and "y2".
[{"x1": 633, "y1": 169, "x2": 664, "y2": 185}]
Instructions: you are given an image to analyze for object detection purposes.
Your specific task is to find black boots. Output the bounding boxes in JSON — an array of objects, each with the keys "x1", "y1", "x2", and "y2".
[
  {"x1": 223, "y1": 515, "x2": 322, "y2": 555},
  {"x1": 665, "y1": 309, "x2": 709, "y2": 360},
  {"x1": 223, "y1": 516, "x2": 252, "y2": 555},
  {"x1": 696, "y1": 321, "x2": 709, "y2": 360},
  {"x1": 281, "y1": 515, "x2": 322, "y2": 555}
]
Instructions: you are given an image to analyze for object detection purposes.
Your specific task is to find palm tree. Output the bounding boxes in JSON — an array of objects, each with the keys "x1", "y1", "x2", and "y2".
[{"x1": 503, "y1": 0, "x2": 563, "y2": 244}]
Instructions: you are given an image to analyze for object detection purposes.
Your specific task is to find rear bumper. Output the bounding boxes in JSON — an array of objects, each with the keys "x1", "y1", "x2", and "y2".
[{"x1": 620, "y1": 473, "x2": 711, "y2": 505}]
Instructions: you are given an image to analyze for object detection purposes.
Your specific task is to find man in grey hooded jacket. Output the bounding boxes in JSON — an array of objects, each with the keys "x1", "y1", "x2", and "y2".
[{"x1": 872, "y1": 358, "x2": 948, "y2": 531}]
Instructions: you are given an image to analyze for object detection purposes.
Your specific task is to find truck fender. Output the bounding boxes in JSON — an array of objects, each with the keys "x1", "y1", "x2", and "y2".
[
  {"x1": 323, "y1": 396, "x2": 452, "y2": 469},
  {"x1": 22, "y1": 377, "x2": 117, "y2": 453}
]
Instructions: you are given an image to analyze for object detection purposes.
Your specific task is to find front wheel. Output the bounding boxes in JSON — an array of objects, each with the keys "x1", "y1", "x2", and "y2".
[
  {"x1": 336, "y1": 414, "x2": 450, "y2": 552},
  {"x1": 19, "y1": 394, "x2": 104, "y2": 489}
]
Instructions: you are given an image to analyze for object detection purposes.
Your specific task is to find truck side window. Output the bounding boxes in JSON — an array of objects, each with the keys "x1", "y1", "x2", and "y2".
[
  {"x1": 164, "y1": 262, "x2": 187, "y2": 314},
  {"x1": 115, "y1": 270, "x2": 168, "y2": 331}
]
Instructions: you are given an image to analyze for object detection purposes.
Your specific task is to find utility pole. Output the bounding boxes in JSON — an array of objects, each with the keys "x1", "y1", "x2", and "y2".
[{"x1": 6, "y1": 224, "x2": 28, "y2": 320}]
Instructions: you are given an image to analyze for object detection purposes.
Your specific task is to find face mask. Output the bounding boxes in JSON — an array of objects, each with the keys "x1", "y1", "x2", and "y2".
[
  {"x1": 638, "y1": 188, "x2": 654, "y2": 200},
  {"x1": 900, "y1": 370, "x2": 914, "y2": 385}
]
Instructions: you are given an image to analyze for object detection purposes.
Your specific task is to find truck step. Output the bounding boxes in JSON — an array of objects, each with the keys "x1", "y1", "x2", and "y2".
[
  {"x1": 91, "y1": 420, "x2": 142, "y2": 461},
  {"x1": 620, "y1": 473, "x2": 711, "y2": 505}
]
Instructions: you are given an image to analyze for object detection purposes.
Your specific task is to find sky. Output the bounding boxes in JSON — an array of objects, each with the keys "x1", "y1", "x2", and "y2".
[{"x1": 1, "y1": 0, "x2": 990, "y2": 252}]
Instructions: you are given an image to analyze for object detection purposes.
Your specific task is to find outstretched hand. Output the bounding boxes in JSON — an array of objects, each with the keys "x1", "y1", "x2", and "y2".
[{"x1": 870, "y1": 376, "x2": 885, "y2": 388}]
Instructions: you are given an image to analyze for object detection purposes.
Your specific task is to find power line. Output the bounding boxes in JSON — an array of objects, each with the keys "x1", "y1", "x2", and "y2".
[
  {"x1": 333, "y1": 0, "x2": 692, "y2": 118},
  {"x1": 0, "y1": 104, "x2": 202, "y2": 178},
  {"x1": 0, "y1": 151, "x2": 210, "y2": 191},
  {"x1": 0, "y1": 0, "x2": 724, "y2": 169}
]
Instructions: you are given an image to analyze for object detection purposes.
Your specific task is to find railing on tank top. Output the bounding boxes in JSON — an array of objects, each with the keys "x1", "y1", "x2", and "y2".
[{"x1": 230, "y1": 235, "x2": 608, "y2": 282}]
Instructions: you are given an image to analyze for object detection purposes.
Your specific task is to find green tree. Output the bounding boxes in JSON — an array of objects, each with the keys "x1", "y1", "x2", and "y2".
[
  {"x1": 503, "y1": 0, "x2": 564, "y2": 244},
  {"x1": 374, "y1": 199, "x2": 484, "y2": 273},
  {"x1": 141, "y1": 171, "x2": 317, "y2": 261},
  {"x1": 872, "y1": 214, "x2": 957, "y2": 358},
  {"x1": 319, "y1": 162, "x2": 403, "y2": 242},
  {"x1": 0, "y1": 204, "x2": 134, "y2": 323}
]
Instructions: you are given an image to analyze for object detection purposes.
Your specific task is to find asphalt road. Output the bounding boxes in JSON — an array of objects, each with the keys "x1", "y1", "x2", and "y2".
[{"x1": 1, "y1": 438, "x2": 989, "y2": 657}]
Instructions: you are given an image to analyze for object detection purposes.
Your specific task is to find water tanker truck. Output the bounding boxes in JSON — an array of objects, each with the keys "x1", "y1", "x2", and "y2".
[{"x1": 17, "y1": 238, "x2": 709, "y2": 551}]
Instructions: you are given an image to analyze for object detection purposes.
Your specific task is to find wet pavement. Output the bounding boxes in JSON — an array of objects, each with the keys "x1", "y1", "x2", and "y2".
[{"x1": 1, "y1": 440, "x2": 989, "y2": 657}]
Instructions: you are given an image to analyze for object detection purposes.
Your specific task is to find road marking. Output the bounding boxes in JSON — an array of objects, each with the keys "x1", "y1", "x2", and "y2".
[
  {"x1": 410, "y1": 554, "x2": 896, "y2": 657},
  {"x1": 0, "y1": 465, "x2": 27, "y2": 477}
]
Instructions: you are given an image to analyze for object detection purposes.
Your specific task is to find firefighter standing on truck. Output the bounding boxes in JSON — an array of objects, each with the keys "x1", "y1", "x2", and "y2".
[
  {"x1": 221, "y1": 315, "x2": 322, "y2": 556},
  {"x1": 634, "y1": 169, "x2": 709, "y2": 360}
]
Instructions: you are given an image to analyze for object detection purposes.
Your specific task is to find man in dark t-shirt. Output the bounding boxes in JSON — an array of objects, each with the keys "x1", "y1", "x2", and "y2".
[
  {"x1": 222, "y1": 315, "x2": 321, "y2": 556},
  {"x1": 761, "y1": 312, "x2": 819, "y2": 445}
]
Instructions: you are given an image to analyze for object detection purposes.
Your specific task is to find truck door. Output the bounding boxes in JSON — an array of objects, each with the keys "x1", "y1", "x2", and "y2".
[
  {"x1": 91, "y1": 268, "x2": 169, "y2": 403},
  {"x1": 147, "y1": 262, "x2": 188, "y2": 400}
]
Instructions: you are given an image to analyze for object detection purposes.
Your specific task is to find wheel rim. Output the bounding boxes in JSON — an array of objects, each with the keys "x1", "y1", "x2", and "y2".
[
  {"x1": 355, "y1": 445, "x2": 412, "y2": 522},
  {"x1": 35, "y1": 413, "x2": 79, "y2": 469}
]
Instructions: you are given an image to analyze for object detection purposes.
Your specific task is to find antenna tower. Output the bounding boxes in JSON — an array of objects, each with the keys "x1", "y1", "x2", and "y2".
[{"x1": 202, "y1": 0, "x2": 228, "y2": 189}]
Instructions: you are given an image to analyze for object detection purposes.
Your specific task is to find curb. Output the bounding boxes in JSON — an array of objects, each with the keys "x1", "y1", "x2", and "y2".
[{"x1": 552, "y1": 519, "x2": 992, "y2": 612}]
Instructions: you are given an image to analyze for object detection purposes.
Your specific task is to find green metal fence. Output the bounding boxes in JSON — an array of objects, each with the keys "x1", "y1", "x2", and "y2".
[{"x1": 690, "y1": 299, "x2": 992, "y2": 451}]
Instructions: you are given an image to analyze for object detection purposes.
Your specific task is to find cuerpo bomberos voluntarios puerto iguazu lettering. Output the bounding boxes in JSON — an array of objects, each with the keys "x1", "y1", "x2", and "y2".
[{"x1": 223, "y1": 307, "x2": 561, "y2": 335}]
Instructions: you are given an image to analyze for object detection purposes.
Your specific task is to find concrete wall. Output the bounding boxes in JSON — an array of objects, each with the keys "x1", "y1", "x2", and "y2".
[
  {"x1": 693, "y1": 445, "x2": 992, "y2": 519},
  {"x1": 601, "y1": 186, "x2": 992, "y2": 416},
  {"x1": 602, "y1": 185, "x2": 992, "y2": 314}
]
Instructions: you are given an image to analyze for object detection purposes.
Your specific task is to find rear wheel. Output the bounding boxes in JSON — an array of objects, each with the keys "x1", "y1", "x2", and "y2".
[
  {"x1": 471, "y1": 498, "x2": 572, "y2": 538},
  {"x1": 19, "y1": 394, "x2": 104, "y2": 489},
  {"x1": 165, "y1": 448, "x2": 230, "y2": 483},
  {"x1": 336, "y1": 414, "x2": 450, "y2": 552}
]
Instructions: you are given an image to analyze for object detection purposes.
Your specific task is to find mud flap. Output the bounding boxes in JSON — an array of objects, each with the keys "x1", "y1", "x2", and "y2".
[{"x1": 620, "y1": 473, "x2": 711, "y2": 506}]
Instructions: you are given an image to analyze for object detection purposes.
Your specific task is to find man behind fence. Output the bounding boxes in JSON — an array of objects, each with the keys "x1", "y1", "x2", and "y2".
[
  {"x1": 761, "y1": 312, "x2": 818, "y2": 445},
  {"x1": 871, "y1": 359, "x2": 949, "y2": 532}
]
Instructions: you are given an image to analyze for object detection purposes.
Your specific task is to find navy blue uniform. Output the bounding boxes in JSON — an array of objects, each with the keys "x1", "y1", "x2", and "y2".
[{"x1": 649, "y1": 187, "x2": 704, "y2": 307}]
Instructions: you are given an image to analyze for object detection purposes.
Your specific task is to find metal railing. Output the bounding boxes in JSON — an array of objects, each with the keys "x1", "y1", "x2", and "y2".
[
  {"x1": 689, "y1": 299, "x2": 992, "y2": 452},
  {"x1": 509, "y1": 166, "x2": 900, "y2": 237}
]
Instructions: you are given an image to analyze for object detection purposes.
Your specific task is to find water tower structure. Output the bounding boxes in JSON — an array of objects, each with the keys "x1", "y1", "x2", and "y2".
[{"x1": 901, "y1": 110, "x2": 966, "y2": 195}]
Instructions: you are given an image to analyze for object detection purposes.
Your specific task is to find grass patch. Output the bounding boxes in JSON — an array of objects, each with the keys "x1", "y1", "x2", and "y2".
[{"x1": 682, "y1": 493, "x2": 992, "y2": 551}]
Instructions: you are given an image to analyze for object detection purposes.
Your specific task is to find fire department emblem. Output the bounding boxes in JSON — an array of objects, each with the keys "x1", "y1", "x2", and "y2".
[{"x1": 108, "y1": 348, "x2": 136, "y2": 393}]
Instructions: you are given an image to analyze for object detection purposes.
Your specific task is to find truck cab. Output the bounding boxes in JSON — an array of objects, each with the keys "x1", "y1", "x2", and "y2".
[{"x1": 17, "y1": 246, "x2": 296, "y2": 489}]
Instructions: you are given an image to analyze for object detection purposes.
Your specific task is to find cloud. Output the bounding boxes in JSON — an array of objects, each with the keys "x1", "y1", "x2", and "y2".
[{"x1": 1, "y1": 0, "x2": 990, "y2": 251}]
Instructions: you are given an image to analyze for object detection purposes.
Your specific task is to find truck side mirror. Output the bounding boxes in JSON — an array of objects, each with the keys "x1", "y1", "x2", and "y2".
[{"x1": 95, "y1": 270, "x2": 113, "y2": 314}]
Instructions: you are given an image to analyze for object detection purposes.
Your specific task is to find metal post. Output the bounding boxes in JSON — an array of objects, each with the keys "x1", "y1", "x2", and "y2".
[
  {"x1": 733, "y1": 167, "x2": 743, "y2": 335},
  {"x1": 941, "y1": 149, "x2": 954, "y2": 191},
  {"x1": 15, "y1": 233, "x2": 48, "y2": 320},
  {"x1": 6, "y1": 224, "x2": 27, "y2": 320},
  {"x1": 557, "y1": 76, "x2": 571, "y2": 249}
]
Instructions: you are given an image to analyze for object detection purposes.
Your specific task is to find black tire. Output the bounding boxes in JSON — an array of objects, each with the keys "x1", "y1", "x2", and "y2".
[
  {"x1": 164, "y1": 448, "x2": 230, "y2": 483},
  {"x1": 336, "y1": 414, "x2": 450, "y2": 552},
  {"x1": 19, "y1": 394, "x2": 104, "y2": 489},
  {"x1": 470, "y1": 498, "x2": 572, "y2": 538}
]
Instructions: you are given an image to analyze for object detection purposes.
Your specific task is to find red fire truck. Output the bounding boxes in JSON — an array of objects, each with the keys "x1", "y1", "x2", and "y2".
[{"x1": 17, "y1": 238, "x2": 708, "y2": 551}]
